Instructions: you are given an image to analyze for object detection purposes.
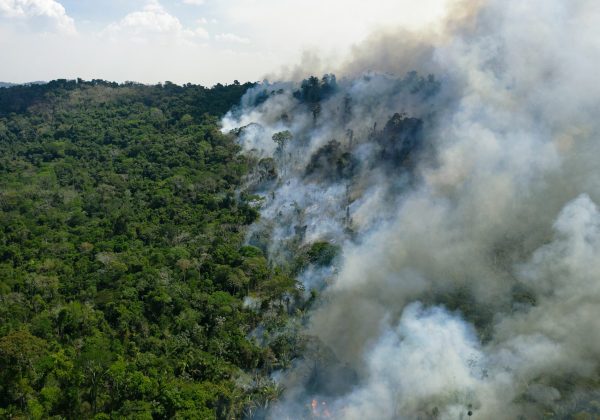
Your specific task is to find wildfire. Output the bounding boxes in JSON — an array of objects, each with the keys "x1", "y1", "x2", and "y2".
[{"x1": 310, "y1": 398, "x2": 332, "y2": 418}]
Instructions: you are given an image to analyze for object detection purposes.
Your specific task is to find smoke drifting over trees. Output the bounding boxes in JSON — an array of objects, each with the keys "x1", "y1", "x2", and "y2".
[{"x1": 223, "y1": 0, "x2": 600, "y2": 418}]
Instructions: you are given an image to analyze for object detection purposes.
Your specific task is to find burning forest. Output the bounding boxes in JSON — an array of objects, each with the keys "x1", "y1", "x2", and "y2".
[{"x1": 222, "y1": 0, "x2": 600, "y2": 418}]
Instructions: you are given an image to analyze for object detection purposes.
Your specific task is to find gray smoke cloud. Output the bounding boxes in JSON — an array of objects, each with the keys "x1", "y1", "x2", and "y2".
[{"x1": 222, "y1": 0, "x2": 600, "y2": 417}]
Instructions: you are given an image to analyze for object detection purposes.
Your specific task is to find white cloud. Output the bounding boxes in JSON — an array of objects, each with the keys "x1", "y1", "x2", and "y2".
[
  {"x1": 104, "y1": 0, "x2": 208, "y2": 44},
  {"x1": 215, "y1": 32, "x2": 250, "y2": 44},
  {"x1": 183, "y1": 0, "x2": 205, "y2": 5},
  {"x1": 0, "y1": 0, "x2": 453, "y2": 85},
  {"x1": 0, "y1": 0, "x2": 76, "y2": 35}
]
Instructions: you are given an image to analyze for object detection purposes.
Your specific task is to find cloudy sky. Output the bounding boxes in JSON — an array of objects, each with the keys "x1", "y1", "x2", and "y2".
[{"x1": 0, "y1": 0, "x2": 450, "y2": 85}]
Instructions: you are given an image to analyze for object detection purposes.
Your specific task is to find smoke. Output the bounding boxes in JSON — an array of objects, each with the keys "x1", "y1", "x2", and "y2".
[
  {"x1": 222, "y1": 0, "x2": 600, "y2": 417},
  {"x1": 328, "y1": 303, "x2": 486, "y2": 419}
]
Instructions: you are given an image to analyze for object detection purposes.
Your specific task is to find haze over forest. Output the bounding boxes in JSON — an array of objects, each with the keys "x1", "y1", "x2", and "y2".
[{"x1": 2, "y1": 0, "x2": 600, "y2": 419}]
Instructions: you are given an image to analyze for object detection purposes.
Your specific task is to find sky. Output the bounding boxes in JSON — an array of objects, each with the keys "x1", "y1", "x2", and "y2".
[{"x1": 0, "y1": 0, "x2": 451, "y2": 85}]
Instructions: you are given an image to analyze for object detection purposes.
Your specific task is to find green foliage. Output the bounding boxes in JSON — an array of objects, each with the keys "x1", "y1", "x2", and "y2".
[
  {"x1": 272, "y1": 130, "x2": 293, "y2": 147},
  {"x1": 292, "y1": 74, "x2": 337, "y2": 103},
  {"x1": 293, "y1": 241, "x2": 341, "y2": 274},
  {"x1": 0, "y1": 81, "x2": 299, "y2": 418}
]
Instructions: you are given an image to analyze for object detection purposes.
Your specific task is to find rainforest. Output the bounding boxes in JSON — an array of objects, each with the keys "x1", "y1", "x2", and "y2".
[
  {"x1": 3, "y1": 0, "x2": 600, "y2": 419},
  {"x1": 0, "y1": 80, "x2": 305, "y2": 418}
]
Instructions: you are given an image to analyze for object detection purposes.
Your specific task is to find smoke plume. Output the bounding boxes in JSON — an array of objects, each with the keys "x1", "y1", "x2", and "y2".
[{"x1": 222, "y1": 0, "x2": 600, "y2": 417}]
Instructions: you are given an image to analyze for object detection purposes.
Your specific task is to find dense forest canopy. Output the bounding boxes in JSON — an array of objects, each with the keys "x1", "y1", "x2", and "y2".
[{"x1": 0, "y1": 80, "x2": 304, "y2": 419}]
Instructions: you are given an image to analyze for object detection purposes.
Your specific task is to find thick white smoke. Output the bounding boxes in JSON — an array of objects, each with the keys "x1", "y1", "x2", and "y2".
[
  {"x1": 332, "y1": 303, "x2": 485, "y2": 419},
  {"x1": 223, "y1": 0, "x2": 600, "y2": 417}
]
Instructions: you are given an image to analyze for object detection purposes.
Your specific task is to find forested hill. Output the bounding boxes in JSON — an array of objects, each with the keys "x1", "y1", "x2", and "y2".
[
  {"x1": 0, "y1": 79, "x2": 253, "y2": 118},
  {"x1": 0, "y1": 81, "x2": 299, "y2": 418}
]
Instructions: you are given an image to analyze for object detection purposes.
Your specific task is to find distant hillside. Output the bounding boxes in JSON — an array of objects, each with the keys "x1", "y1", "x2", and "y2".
[
  {"x1": 0, "y1": 81, "x2": 46, "y2": 88},
  {"x1": 0, "y1": 79, "x2": 253, "y2": 117}
]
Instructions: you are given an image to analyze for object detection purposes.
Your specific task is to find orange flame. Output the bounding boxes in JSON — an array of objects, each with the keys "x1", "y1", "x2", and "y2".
[
  {"x1": 310, "y1": 399, "x2": 332, "y2": 418},
  {"x1": 311, "y1": 399, "x2": 318, "y2": 415}
]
